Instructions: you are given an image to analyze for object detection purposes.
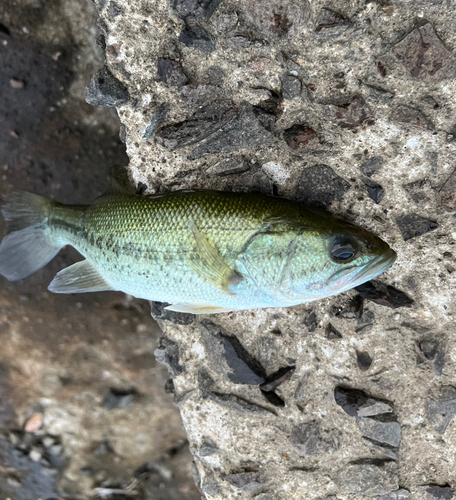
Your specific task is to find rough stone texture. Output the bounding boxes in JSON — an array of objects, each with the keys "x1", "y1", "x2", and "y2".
[{"x1": 32, "y1": 0, "x2": 456, "y2": 498}]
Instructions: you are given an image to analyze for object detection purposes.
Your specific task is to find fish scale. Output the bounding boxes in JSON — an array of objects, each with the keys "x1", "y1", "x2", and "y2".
[{"x1": 0, "y1": 188, "x2": 396, "y2": 313}]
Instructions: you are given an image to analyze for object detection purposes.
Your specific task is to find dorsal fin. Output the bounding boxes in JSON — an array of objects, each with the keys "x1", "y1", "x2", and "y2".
[{"x1": 109, "y1": 165, "x2": 136, "y2": 195}]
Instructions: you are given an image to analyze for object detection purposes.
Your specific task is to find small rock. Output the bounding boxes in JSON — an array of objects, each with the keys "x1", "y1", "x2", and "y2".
[
  {"x1": 108, "y1": 1, "x2": 123, "y2": 17},
  {"x1": 357, "y1": 418, "x2": 401, "y2": 447},
  {"x1": 260, "y1": 366, "x2": 295, "y2": 392},
  {"x1": 355, "y1": 281, "x2": 414, "y2": 309},
  {"x1": 339, "y1": 463, "x2": 398, "y2": 496},
  {"x1": 361, "y1": 156, "x2": 384, "y2": 177},
  {"x1": 358, "y1": 402, "x2": 393, "y2": 417},
  {"x1": 180, "y1": 84, "x2": 215, "y2": 107},
  {"x1": 179, "y1": 17, "x2": 215, "y2": 53},
  {"x1": 428, "y1": 386, "x2": 456, "y2": 434},
  {"x1": 357, "y1": 351, "x2": 373, "y2": 371},
  {"x1": 24, "y1": 413, "x2": 44, "y2": 433},
  {"x1": 425, "y1": 485, "x2": 454, "y2": 499},
  {"x1": 358, "y1": 309, "x2": 374, "y2": 324},
  {"x1": 199, "y1": 320, "x2": 266, "y2": 385},
  {"x1": 295, "y1": 164, "x2": 351, "y2": 209},
  {"x1": 240, "y1": 0, "x2": 311, "y2": 38},
  {"x1": 214, "y1": 12, "x2": 238, "y2": 33},
  {"x1": 315, "y1": 8, "x2": 349, "y2": 32},
  {"x1": 303, "y1": 309, "x2": 318, "y2": 332},
  {"x1": 171, "y1": 0, "x2": 223, "y2": 19},
  {"x1": 85, "y1": 65, "x2": 130, "y2": 107},
  {"x1": 143, "y1": 104, "x2": 170, "y2": 139},
  {"x1": 291, "y1": 422, "x2": 320, "y2": 455},
  {"x1": 225, "y1": 472, "x2": 263, "y2": 493},
  {"x1": 206, "y1": 157, "x2": 249, "y2": 176},
  {"x1": 393, "y1": 23, "x2": 456, "y2": 82},
  {"x1": 29, "y1": 449, "x2": 42, "y2": 462},
  {"x1": 150, "y1": 301, "x2": 194, "y2": 324},
  {"x1": 199, "y1": 439, "x2": 220, "y2": 457},
  {"x1": 396, "y1": 213, "x2": 439, "y2": 241},
  {"x1": 416, "y1": 338, "x2": 445, "y2": 376},
  {"x1": 356, "y1": 324, "x2": 374, "y2": 335},
  {"x1": 102, "y1": 388, "x2": 135, "y2": 409},
  {"x1": 391, "y1": 105, "x2": 434, "y2": 130},
  {"x1": 403, "y1": 179, "x2": 430, "y2": 204},
  {"x1": 326, "y1": 96, "x2": 370, "y2": 128},
  {"x1": 281, "y1": 75, "x2": 302, "y2": 99},
  {"x1": 440, "y1": 169, "x2": 456, "y2": 212},
  {"x1": 363, "y1": 177, "x2": 385, "y2": 204},
  {"x1": 154, "y1": 336, "x2": 185, "y2": 376},
  {"x1": 156, "y1": 99, "x2": 237, "y2": 150},
  {"x1": 188, "y1": 103, "x2": 274, "y2": 159},
  {"x1": 326, "y1": 323, "x2": 342, "y2": 339},
  {"x1": 294, "y1": 377, "x2": 307, "y2": 401},
  {"x1": 335, "y1": 387, "x2": 370, "y2": 416},
  {"x1": 9, "y1": 78, "x2": 25, "y2": 89},
  {"x1": 283, "y1": 125, "x2": 320, "y2": 150},
  {"x1": 157, "y1": 58, "x2": 188, "y2": 87}
]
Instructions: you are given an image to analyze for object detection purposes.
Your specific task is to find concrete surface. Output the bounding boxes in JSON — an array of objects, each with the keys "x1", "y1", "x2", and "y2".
[{"x1": 87, "y1": 0, "x2": 456, "y2": 498}]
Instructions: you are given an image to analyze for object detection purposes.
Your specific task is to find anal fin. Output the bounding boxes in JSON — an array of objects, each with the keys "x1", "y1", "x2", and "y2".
[
  {"x1": 165, "y1": 303, "x2": 232, "y2": 314},
  {"x1": 189, "y1": 220, "x2": 243, "y2": 294},
  {"x1": 48, "y1": 260, "x2": 116, "y2": 294}
]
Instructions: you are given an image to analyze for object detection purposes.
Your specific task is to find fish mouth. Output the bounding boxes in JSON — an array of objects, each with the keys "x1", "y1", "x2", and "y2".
[{"x1": 346, "y1": 247, "x2": 397, "y2": 289}]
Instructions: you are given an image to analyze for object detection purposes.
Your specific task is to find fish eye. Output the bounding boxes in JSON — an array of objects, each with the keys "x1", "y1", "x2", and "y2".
[{"x1": 330, "y1": 236, "x2": 358, "y2": 263}]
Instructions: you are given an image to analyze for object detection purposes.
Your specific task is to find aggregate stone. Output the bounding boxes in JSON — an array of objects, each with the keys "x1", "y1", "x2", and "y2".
[
  {"x1": 355, "y1": 281, "x2": 414, "y2": 308},
  {"x1": 199, "y1": 320, "x2": 266, "y2": 384},
  {"x1": 261, "y1": 390, "x2": 285, "y2": 408},
  {"x1": 425, "y1": 485, "x2": 454, "y2": 499},
  {"x1": 393, "y1": 23, "x2": 456, "y2": 82},
  {"x1": 143, "y1": 104, "x2": 170, "y2": 139},
  {"x1": 356, "y1": 350, "x2": 373, "y2": 371},
  {"x1": 206, "y1": 157, "x2": 250, "y2": 176},
  {"x1": 259, "y1": 366, "x2": 295, "y2": 393},
  {"x1": 157, "y1": 58, "x2": 188, "y2": 87},
  {"x1": 208, "y1": 391, "x2": 276, "y2": 415},
  {"x1": 281, "y1": 75, "x2": 302, "y2": 100},
  {"x1": 171, "y1": 0, "x2": 223, "y2": 20},
  {"x1": 225, "y1": 472, "x2": 263, "y2": 492},
  {"x1": 390, "y1": 105, "x2": 434, "y2": 131},
  {"x1": 283, "y1": 124, "x2": 320, "y2": 151},
  {"x1": 440, "y1": 169, "x2": 456, "y2": 211},
  {"x1": 373, "y1": 489, "x2": 411, "y2": 500},
  {"x1": 326, "y1": 323, "x2": 342, "y2": 339},
  {"x1": 179, "y1": 16, "x2": 216, "y2": 53},
  {"x1": 338, "y1": 463, "x2": 398, "y2": 496},
  {"x1": 290, "y1": 422, "x2": 320, "y2": 456},
  {"x1": 356, "y1": 418, "x2": 401, "y2": 447},
  {"x1": 363, "y1": 177, "x2": 385, "y2": 204},
  {"x1": 295, "y1": 165, "x2": 351, "y2": 209},
  {"x1": 325, "y1": 96, "x2": 370, "y2": 128},
  {"x1": 154, "y1": 336, "x2": 185, "y2": 376},
  {"x1": 199, "y1": 439, "x2": 220, "y2": 457},
  {"x1": 360, "y1": 156, "x2": 384, "y2": 177},
  {"x1": 396, "y1": 213, "x2": 439, "y2": 241},
  {"x1": 428, "y1": 387, "x2": 456, "y2": 434},
  {"x1": 416, "y1": 337, "x2": 446, "y2": 376},
  {"x1": 84, "y1": 65, "x2": 129, "y2": 107},
  {"x1": 314, "y1": 8, "x2": 349, "y2": 33},
  {"x1": 303, "y1": 309, "x2": 318, "y2": 332}
]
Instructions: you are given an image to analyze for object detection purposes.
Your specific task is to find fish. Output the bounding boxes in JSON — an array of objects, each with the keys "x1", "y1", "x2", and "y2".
[{"x1": 0, "y1": 180, "x2": 396, "y2": 314}]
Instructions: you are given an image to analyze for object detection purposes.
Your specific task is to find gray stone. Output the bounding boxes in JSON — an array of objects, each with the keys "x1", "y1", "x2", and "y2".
[
  {"x1": 338, "y1": 463, "x2": 398, "y2": 496},
  {"x1": 208, "y1": 391, "x2": 276, "y2": 415},
  {"x1": 356, "y1": 350, "x2": 373, "y2": 371},
  {"x1": 393, "y1": 23, "x2": 456, "y2": 82},
  {"x1": 188, "y1": 103, "x2": 274, "y2": 159},
  {"x1": 295, "y1": 165, "x2": 351, "y2": 209},
  {"x1": 396, "y1": 213, "x2": 439, "y2": 241},
  {"x1": 358, "y1": 402, "x2": 393, "y2": 417},
  {"x1": 154, "y1": 336, "x2": 185, "y2": 376},
  {"x1": 373, "y1": 489, "x2": 411, "y2": 500},
  {"x1": 440, "y1": 169, "x2": 456, "y2": 212},
  {"x1": 84, "y1": 65, "x2": 129, "y2": 107},
  {"x1": 428, "y1": 387, "x2": 456, "y2": 434},
  {"x1": 363, "y1": 177, "x2": 385, "y2": 204},
  {"x1": 390, "y1": 106, "x2": 434, "y2": 131},
  {"x1": 290, "y1": 422, "x2": 320, "y2": 455},
  {"x1": 361, "y1": 156, "x2": 384, "y2": 177},
  {"x1": 171, "y1": 0, "x2": 223, "y2": 20},
  {"x1": 303, "y1": 310, "x2": 318, "y2": 332},
  {"x1": 225, "y1": 472, "x2": 263, "y2": 492},
  {"x1": 357, "y1": 418, "x2": 401, "y2": 447},
  {"x1": 326, "y1": 96, "x2": 370, "y2": 128},
  {"x1": 314, "y1": 8, "x2": 349, "y2": 33},
  {"x1": 355, "y1": 281, "x2": 414, "y2": 308},
  {"x1": 199, "y1": 320, "x2": 266, "y2": 385},
  {"x1": 281, "y1": 75, "x2": 302, "y2": 100},
  {"x1": 206, "y1": 157, "x2": 249, "y2": 176},
  {"x1": 199, "y1": 439, "x2": 220, "y2": 457},
  {"x1": 417, "y1": 338, "x2": 446, "y2": 376},
  {"x1": 179, "y1": 17, "x2": 215, "y2": 53},
  {"x1": 425, "y1": 485, "x2": 454, "y2": 499},
  {"x1": 143, "y1": 104, "x2": 170, "y2": 139},
  {"x1": 157, "y1": 58, "x2": 188, "y2": 87}
]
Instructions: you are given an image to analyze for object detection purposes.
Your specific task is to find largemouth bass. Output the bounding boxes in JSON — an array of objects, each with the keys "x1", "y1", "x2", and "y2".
[{"x1": 0, "y1": 187, "x2": 396, "y2": 314}]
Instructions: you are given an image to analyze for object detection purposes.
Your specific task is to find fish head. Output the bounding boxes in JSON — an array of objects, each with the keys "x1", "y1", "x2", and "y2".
[{"x1": 289, "y1": 213, "x2": 397, "y2": 301}]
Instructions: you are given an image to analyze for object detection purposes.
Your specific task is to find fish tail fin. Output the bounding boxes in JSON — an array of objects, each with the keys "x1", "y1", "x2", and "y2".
[{"x1": 0, "y1": 191, "x2": 62, "y2": 281}]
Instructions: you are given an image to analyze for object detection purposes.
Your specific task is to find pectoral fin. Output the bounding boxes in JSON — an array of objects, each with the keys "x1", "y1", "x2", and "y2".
[
  {"x1": 48, "y1": 260, "x2": 116, "y2": 293},
  {"x1": 189, "y1": 220, "x2": 243, "y2": 294},
  {"x1": 165, "y1": 303, "x2": 232, "y2": 314}
]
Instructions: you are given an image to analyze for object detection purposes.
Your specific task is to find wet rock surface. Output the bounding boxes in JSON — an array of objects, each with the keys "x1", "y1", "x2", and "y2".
[{"x1": 4, "y1": 0, "x2": 456, "y2": 499}]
